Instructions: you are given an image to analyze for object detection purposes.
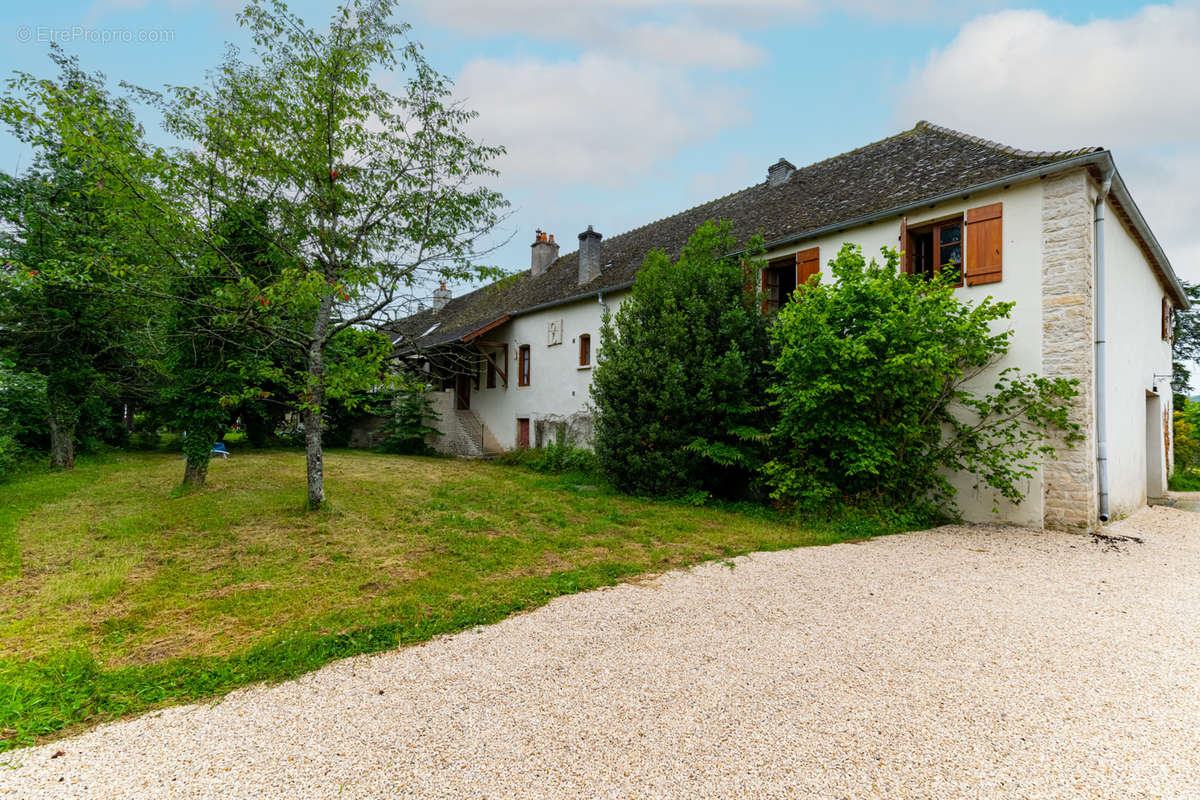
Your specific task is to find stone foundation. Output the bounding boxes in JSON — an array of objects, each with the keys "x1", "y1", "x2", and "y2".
[{"x1": 1040, "y1": 170, "x2": 1098, "y2": 530}]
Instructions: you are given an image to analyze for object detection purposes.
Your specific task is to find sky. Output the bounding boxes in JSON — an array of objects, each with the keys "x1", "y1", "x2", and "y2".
[{"x1": 2, "y1": 0, "x2": 1198, "y2": 305}]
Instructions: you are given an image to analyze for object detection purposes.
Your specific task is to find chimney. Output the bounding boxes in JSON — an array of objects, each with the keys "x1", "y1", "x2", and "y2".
[
  {"x1": 577, "y1": 225, "x2": 603, "y2": 285},
  {"x1": 432, "y1": 282, "x2": 451, "y2": 312},
  {"x1": 767, "y1": 158, "x2": 796, "y2": 187},
  {"x1": 531, "y1": 228, "x2": 559, "y2": 276}
]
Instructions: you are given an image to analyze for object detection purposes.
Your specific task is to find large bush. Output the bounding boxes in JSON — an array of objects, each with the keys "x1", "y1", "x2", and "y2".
[
  {"x1": 765, "y1": 244, "x2": 1080, "y2": 516},
  {"x1": 377, "y1": 375, "x2": 441, "y2": 455},
  {"x1": 591, "y1": 220, "x2": 772, "y2": 498}
]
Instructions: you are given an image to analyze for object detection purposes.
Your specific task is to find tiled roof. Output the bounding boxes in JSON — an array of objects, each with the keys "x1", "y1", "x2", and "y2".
[{"x1": 389, "y1": 121, "x2": 1103, "y2": 350}]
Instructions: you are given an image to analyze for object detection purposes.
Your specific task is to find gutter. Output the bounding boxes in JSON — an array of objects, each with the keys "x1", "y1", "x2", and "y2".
[
  {"x1": 507, "y1": 283, "x2": 634, "y2": 319},
  {"x1": 1094, "y1": 165, "x2": 1114, "y2": 524}
]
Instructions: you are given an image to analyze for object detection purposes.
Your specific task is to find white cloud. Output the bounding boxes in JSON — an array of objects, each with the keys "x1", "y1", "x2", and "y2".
[
  {"x1": 902, "y1": 5, "x2": 1200, "y2": 150},
  {"x1": 621, "y1": 23, "x2": 766, "y2": 69},
  {"x1": 902, "y1": 4, "x2": 1200, "y2": 285},
  {"x1": 456, "y1": 54, "x2": 744, "y2": 185}
]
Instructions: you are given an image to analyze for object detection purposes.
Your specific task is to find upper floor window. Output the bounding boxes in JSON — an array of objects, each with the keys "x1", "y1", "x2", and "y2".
[
  {"x1": 579, "y1": 334, "x2": 591, "y2": 367},
  {"x1": 761, "y1": 247, "x2": 819, "y2": 314},
  {"x1": 517, "y1": 344, "x2": 531, "y2": 386},
  {"x1": 901, "y1": 203, "x2": 1002, "y2": 286},
  {"x1": 761, "y1": 256, "x2": 798, "y2": 313},
  {"x1": 907, "y1": 217, "x2": 963, "y2": 286}
]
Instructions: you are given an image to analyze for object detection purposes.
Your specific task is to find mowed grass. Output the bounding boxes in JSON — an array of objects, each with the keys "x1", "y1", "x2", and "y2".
[{"x1": 1, "y1": 450, "x2": 872, "y2": 750}]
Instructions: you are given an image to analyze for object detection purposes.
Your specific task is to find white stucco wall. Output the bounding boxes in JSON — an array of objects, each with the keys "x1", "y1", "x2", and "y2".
[
  {"x1": 1100, "y1": 192, "x2": 1175, "y2": 517},
  {"x1": 464, "y1": 293, "x2": 624, "y2": 451}
]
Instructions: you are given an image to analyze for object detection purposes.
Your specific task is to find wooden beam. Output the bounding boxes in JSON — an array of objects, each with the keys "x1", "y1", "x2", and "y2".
[
  {"x1": 474, "y1": 341, "x2": 509, "y2": 388},
  {"x1": 461, "y1": 315, "x2": 511, "y2": 343}
]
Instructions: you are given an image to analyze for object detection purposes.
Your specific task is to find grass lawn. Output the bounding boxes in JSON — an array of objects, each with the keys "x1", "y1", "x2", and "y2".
[{"x1": 0, "y1": 449, "x2": 888, "y2": 751}]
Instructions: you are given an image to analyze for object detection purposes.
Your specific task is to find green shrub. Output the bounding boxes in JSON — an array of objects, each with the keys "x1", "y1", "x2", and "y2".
[
  {"x1": 0, "y1": 366, "x2": 48, "y2": 451},
  {"x1": 765, "y1": 243, "x2": 1081, "y2": 517},
  {"x1": 377, "y1": 380, "x2": 440, "y2": 455},
  {"x1": 0, "y1": 433, "x2": 26, "y2": 483},
  {"x1": 128, "y1": 429, "x2": 163, "y2": 451},
  {"x1": 495, "y1": 428, "x2": 598, "y2": 476},
  {"x1": 591, "y1": 220, "x2": 772, "y2": 498},
  {"x1": 1169, "y1": 468, "x2": 1200, "y2": 492}
]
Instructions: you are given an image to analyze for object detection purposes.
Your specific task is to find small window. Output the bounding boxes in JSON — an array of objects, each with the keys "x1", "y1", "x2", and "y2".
[
  {"x1": 908, "y1": 217, "x2": 963, "y2": 286},
  {"x1": 579, "y1": 334, "x2": 591, "y2": 367},
  {"x1": 762, "y1": 256, "x2": 798, "y2": 312},
  {"x1": 518, "y1": 344, "x2": 531, "y2": 386}
]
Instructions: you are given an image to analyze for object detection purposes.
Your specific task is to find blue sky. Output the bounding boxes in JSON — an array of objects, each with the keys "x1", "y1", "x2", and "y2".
[{"x1": 3, "y1": 0, "x2": 1198, "y2": 300}]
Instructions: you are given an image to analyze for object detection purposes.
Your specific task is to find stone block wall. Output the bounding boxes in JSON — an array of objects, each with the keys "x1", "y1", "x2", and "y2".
[{"x1": 1040, "y1": 170, "x2": 1098, "y2": 530}]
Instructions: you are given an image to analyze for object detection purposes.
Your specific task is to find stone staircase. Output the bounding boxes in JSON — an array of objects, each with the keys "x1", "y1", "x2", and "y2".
[{"x1": 453, "y1": 409, "x2": 503, "y2": 458}]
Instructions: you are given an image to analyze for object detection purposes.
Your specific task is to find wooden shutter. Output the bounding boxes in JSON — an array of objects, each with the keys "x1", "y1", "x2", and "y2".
[
  {"x1": 1162, "y1": 297, "x2": 1170, "y2": 341},
  {"x1": 965, "y1": 203, "x2": 1002, "y2": 286},
  {"x1": 796, "y1": 247, "x2": 820, "y2": 285},
  {"x1": 899, "y1": 216, "x2": 909, "y2": 274}
]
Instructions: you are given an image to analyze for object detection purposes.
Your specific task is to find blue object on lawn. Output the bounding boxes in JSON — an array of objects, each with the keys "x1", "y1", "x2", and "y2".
[{"x1": 212, "y1": 441, "x2": 230, "y2": 458}]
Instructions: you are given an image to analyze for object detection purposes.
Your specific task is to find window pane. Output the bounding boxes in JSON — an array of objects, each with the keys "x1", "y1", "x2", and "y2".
[
  {"x1": 939, "y1": 223, "x2": 961, "y2": 246},
  {"x1": 941, "y1": 243, "x2": 961, "y2": 266}
]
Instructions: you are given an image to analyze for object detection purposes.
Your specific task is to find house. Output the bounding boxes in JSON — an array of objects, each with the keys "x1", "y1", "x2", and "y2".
[{"x1": 389, "y1": 121, "x2": 1190, "y2": 531}]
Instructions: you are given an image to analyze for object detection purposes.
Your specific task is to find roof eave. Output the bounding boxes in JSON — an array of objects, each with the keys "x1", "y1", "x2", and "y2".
[{"x1": 750, "y1": 150, "x2": 1189, "y2": 310}]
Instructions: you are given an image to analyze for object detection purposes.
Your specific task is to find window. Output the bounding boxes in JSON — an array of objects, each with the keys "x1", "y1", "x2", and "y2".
[
  {"x1": 907, "y1": 217, "x2": 963, "y2": 286},
  {"x1": 762, "y1": 256, "x2": 798, "y2": 313},
  {"x1": 579, "y1": 334, "x2": 591, "y2": 367},
  {"x1": 517, "y1": 344, "x2": 531, "y2": 386},
  {"x1": 486, "y1": 356, "x2": 496, "y2": 388},
  {"x1": 902, "y1": 203, "x2": 1003, "y2": 286}
]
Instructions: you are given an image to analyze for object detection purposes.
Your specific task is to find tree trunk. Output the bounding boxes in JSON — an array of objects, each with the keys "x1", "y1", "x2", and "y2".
[
  {"x1": 302, "y1": 404, "x2": 324, "y2": 509},
  {"x1": 182, "y1": 456, "x2": 209, "y2": 488},
  {"x1": 46, "y1": 378, "x2": 81, "y2": 471},
  {"x1": 47, "y1": 414, "x2": 75, "y2": 471},
  {"x1": 304, "y1": 294, "x2": 333, "y2": 510}
]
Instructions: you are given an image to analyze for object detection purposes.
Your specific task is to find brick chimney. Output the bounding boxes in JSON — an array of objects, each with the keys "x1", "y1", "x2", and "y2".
[
  {"x1": 578, "y1": 225, "x2": 603, "y2": 285},
  {"x1": 432, "y1": 282, "x2": 451, "y2": 312},
  {"x1": 767, "y1": 158, "x2": 796, "y2": 187},
  {"x1": 531, "y1": 228, "x2": 559, "y2": 276}
]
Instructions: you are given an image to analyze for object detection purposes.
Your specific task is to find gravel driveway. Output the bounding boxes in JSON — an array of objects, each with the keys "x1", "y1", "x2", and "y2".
[{"x1": 3, "y1": 506, "x2": 1198, "y2": 799}]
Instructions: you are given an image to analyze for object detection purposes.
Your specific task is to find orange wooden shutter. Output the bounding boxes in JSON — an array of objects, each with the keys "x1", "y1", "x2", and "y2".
[
  {"x1": 965, "y1": 202, "x2": 1003, "y2": 286},
  {"x1": 899, "y1": 216, "x2": 909, "y2": 274},
  {"x1": 796, "y1": 247, "x2": 820, "y2": 285}
]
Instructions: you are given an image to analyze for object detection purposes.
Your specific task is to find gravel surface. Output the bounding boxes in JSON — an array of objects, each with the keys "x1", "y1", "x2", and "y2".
[{"x1": 3, "y1": 506, "x2": 1198, "y2": 799}]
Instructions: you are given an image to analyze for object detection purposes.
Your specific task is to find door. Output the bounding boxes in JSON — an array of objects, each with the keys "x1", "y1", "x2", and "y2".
[
  {"x1": 1146, "y1": 394, "x2": 1165, "y2": 499},
  {"x1": 455, "y1": 375, "x2": 471, "y2": 410},
  {"x1": 517, "y1": 418, "x2": 530, "y2": 449}
]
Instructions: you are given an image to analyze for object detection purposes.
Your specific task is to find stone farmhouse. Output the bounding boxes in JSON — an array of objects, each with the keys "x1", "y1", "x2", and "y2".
[{"x1": 390, "y1": 122, "x2": 1190, "y2": 531}]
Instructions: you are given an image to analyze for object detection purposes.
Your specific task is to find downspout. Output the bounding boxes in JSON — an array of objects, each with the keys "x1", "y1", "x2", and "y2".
[{"x1": 1094, "y1": 165, "x2": 1114, "y2": 524}]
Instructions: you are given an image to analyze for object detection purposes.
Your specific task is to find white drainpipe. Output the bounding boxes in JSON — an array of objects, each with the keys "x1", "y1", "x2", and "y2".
[{"x1": 1094, "y1": 167, "x2": 1114, "y2": 524}]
